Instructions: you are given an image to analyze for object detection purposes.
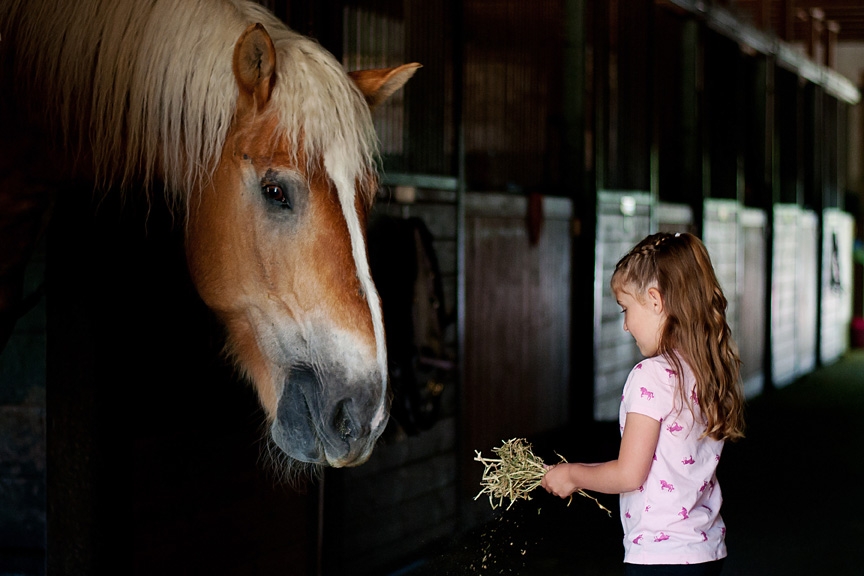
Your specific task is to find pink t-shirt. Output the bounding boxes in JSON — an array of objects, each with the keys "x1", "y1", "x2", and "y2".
[{"x1": 618, "y1": 354, "x2": 727, "y2": 565}]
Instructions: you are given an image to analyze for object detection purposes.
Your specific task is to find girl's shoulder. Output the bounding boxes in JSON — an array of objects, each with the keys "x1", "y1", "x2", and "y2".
[
  {"x1": 627, "y1": 355, "x2": 677, "y2": 381},
  {"x1": 630, "y1": 353, "x2": 693, "y2": 380},
  {"x1": 624, "y1": 354, "x2": 693, "y2": 402},
  {"x1": 622, "y1": 358, "x2": 676, "y2": 420},
  {"x1": 624, "y1": 356, "x2": 675, "y2": 397}
]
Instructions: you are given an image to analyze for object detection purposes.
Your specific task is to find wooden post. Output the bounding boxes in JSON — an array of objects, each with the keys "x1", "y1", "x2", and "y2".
[
  {"x1": 825, "y1": 20, "x2": 840, "y2": 69},
  {"x1": 807, "y1": 8, "x2": 824, "y2": 62},
  {"x1": 778, "y1": 0, "x2": 794, "y2": 42},
  {"x1": 757, "y1": 0, "x2": 771, "y2": 32}
]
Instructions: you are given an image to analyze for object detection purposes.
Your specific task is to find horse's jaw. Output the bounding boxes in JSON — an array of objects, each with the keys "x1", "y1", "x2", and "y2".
[{"x1": 270, "y1": 365, "x2": 387, "y2": 468}]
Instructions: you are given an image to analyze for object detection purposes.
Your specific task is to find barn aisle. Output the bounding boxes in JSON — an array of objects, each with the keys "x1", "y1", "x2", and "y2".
[
  {"x1": 719, "y1": 348, "x2": 864, "y2": 576},
  {"x1": 397, "y1": 349, "x2": 864, "y2": 576}
]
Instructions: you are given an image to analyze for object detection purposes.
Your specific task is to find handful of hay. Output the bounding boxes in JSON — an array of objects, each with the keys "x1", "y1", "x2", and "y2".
[{"x1": 474, "y1": 438, "x2": 612, "y2": 516}]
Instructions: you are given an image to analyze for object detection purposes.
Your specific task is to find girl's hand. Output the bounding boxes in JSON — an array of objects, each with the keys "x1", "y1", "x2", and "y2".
[{"x1": 541, "y1": 463, "x2": 580, "y2": 499}]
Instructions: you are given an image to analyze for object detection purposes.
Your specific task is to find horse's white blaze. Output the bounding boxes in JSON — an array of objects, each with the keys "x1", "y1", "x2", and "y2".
[{"x1": 327, "y1": 158, "x2": 388, "y2": 428}]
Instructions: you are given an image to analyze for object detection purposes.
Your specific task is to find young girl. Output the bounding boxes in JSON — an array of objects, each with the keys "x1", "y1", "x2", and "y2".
[{"x1": 542, "y1": 232, "x2": 745, "y2": 575}]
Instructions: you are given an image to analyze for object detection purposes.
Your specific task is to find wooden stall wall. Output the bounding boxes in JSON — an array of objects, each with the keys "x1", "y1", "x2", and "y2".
[
  {"x1": 771, "y1": 204, "x2": 819, "y2": 387},
  {"x1": 795, "y1": 211, "x2": 820, "y2": 376},
  {"x1": 819, "y1": 92, "x2": 855, "y2": 365},
  {"x1": 703, "y1": 200, "x2": 742, "y2": 342},
  {"x1": 461, "y1": 1, "x2": 565, "y2": 192},
  {"x1": 739, "y1": 209, "x2": 767, "y2": 397},
  {"x1": 771, "y1": 204, "x2": 796, "y2": 385},
  {"x1": 821, "y1": 208, "x2": 855, "y2": 363},
  {"x1": 462, "y1": 193, "x2": 573, "y2": 503},
  {"x1": 593, "y1": 192, "x2": 651, "y2": 421}
]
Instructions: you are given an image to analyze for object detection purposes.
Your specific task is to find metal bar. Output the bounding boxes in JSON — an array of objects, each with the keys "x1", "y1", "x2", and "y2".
[{"x1": 380, "y1": 172, "x2": 459, "y2": 190}]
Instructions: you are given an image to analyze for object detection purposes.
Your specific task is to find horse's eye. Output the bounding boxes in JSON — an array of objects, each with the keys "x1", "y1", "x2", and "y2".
[{"x1": 263, "y1": 184, "x2": 292, "y2": 209}]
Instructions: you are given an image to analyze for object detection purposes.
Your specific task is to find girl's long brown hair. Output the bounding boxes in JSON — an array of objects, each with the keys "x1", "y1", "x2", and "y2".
[{"x1": 611, "y1": 232, "x2": 746, "y2": 441}]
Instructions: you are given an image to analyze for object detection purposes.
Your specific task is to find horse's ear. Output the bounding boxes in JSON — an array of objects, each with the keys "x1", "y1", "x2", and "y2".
[
  {"x1": 233, "y1": 23, "x2": 276, "y2": 108},
  {"x1": 349, "y1": 63, "x2": 422, "y2": 109}
]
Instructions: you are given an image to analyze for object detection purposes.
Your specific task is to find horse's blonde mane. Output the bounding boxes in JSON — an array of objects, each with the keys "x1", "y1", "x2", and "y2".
[{"x1": 1, "y1": 0, "x2": 379, "y2": 208}]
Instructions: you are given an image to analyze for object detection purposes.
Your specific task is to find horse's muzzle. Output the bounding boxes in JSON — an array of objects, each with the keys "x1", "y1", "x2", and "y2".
[{"x1": 270, "y1": 366, "x2": 386, "y2": 467}]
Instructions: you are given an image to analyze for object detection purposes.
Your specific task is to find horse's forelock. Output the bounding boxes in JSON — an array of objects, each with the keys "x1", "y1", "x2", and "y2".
[
  {"x1": 207, "y1": 3, "x2": 381, "y2": 209},
  {"x1": 266, "y1": 31, "x2": 380, "y2": 207},
  {"x1": 3, "y1": 0, "x2": 379, "y2": 209}
]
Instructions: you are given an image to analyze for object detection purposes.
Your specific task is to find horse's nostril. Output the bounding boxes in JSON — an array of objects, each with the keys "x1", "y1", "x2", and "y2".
[
  {"x1": 333, "y1": 400, "x2": 357, "y2": 441},
  {"x1": 338, "y1": 422, "x2": 352, "y2": 441}
]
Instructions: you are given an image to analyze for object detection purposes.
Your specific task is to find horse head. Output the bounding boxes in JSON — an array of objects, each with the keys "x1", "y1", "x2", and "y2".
[{"x1": 185, "y1": 23, "x2": 419, "y2": 470}]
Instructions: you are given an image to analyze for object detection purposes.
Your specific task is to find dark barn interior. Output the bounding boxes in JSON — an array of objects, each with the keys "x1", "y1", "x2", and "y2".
[{"x1": 2, "y1": 1, "x2": 864, "y2": 575}]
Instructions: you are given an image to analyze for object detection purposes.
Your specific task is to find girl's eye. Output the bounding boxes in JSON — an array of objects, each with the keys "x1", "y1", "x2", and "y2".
[{"x1": 263, "y1": 184, "x2": 292, "y2": 208}]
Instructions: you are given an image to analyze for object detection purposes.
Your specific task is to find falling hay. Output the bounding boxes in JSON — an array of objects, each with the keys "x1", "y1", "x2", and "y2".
[{"x1": 474, "y1": 438, "x2": 612, "y2": 516}]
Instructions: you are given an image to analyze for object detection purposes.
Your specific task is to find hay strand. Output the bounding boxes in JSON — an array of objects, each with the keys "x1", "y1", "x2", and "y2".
[{"x1": 474, "y1": 438, "x2": 612, "y2": 516}]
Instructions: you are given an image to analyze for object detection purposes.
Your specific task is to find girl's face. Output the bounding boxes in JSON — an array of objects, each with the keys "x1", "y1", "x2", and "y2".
[{"x1": 615, "y1": 286, "x2": 666, "y2": 357}]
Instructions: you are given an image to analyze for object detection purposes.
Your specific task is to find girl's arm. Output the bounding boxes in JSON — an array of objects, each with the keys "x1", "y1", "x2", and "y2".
[{"x1": 541, "y1": 412, "x2": 660, "y2": 497}]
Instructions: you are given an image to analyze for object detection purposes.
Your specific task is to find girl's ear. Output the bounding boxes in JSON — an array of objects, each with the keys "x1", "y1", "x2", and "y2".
[{"x1": 646, "y1": 286, "x2": 665, "y2": 314}]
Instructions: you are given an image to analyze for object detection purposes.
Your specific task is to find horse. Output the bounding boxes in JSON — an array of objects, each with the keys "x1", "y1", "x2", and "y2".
[{"x1": 0, "y1": 0, "x2": 420, "y2": 470}]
